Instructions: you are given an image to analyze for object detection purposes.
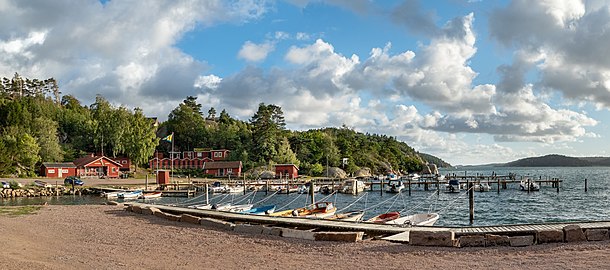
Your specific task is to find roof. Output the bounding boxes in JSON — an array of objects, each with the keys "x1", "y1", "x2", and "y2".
[
  {"x1": 275, "y1": 164, "x2": 299, "y2": 170},
  {"x1": 42, "y1": 162, "x2": 76, "y2": 168},
  {"x1": 73, "y1": 155, "x2": 122, "y2": 167},
  {"x1": 203, "y1": 161, "x2": 242, "y2": 169}
]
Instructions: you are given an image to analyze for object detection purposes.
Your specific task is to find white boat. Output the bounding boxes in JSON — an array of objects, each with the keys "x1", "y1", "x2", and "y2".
[
  {"x1": 445, "y1": 179, "x2": 461, "y2": 193},
  {"x1": 117, "y1": 190, "x2": 143, "y2": 199},
  {"x1": 385, "y1": 213, "x2": 440, "y2": 226},
  {"x1": 340, "y1": 179, "x2": 366, "y2": 194},
  {"x1": 223, "y1": 186, "x2": 245, "y2": 193},
  {"x1": 474, "y1": 183, "x2": 491, "y2": 192},
  {"x1": 385, "y1": 179, "x2": 405, "y2": 193},
  {"x1": 102, "y1": 191, "x2": 125, "y2": 199},
  {"x1": 216, "y1": 204, "x2": 253, "y2": 212},
  {"x1": 327, "y1": 211, "x2": 365, "y2": 222},
  {"x1": 297, "y1": 184, "x2": 320, "y2": 194},
  {"x1": 520, "y1": 179, "x2": 540, "y2": 191},
  {"x1": 139, "y1": 191, "x2": 162, "y2": 199}
]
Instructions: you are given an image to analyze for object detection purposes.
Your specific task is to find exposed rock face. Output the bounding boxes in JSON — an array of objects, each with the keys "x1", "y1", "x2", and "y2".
[
  {"x1": 322, "y1": 167, "x2": 347, "y2": 179},
  {"x1": 353, "y1": 168, "x2": 371, "y2": 178}
]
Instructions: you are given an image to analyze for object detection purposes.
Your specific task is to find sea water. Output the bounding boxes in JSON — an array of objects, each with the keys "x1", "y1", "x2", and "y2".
[{"x1": 3, "y1": 167, "x2": 609, "y2": 226}]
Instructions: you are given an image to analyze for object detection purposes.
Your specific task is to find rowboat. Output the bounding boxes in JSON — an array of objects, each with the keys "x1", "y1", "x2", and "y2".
[
  {"x1": 365, "y1": 211, "x2": 400, "y2": 223},
  {"x1": 385, "y1": 213, "x2": 440, "y2": 226},
  {"x1": 241, "y1": 205, "x2": 276, "y2": 215},
  {"x1": 102, "y1": 191, "x2": 125, "y2": 199},
  {"x1": 139, "y1": 191, "x2": 162, "y2": 199},
  {"x1": 34, "y1": 180, "x2": 51, "y2": 188},
  {"x1": 117, "y1": 190, "x2": 143, "y2": 199},
  {"x1": 215, "y1": 204, "x2": 253, "y2": 212},
  {"x1": 269, "y1": 202, "x2": 337, "y2": 218},
  {"x1": 326, "y1": 211, "x2": 365, "y2": 222},
  {"x1": 223, "y1": 186, "x2": 245, "y2": 193}
]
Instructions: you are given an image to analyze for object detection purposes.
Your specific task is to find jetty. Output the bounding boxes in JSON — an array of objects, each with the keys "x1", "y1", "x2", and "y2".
[{"x1": 126, "y1": 202, "x2": 610, "y2": 247}]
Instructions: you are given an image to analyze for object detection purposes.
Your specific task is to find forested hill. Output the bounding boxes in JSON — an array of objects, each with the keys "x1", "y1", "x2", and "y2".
[
  {"x1": 0, "y1": 73, "x2": 450, "y2": 177},
  {"x1": 504, "y1": 154, "x2": 610, "y2": 167}
]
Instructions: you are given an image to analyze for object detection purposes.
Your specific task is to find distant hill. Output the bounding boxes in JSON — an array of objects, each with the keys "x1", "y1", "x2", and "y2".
[
  {"x1": 418, "y1": 152, "x2": 452, "y2": 168},
  {"x1": 504, "y1": 154, "x2": 610, "y2": 167}
]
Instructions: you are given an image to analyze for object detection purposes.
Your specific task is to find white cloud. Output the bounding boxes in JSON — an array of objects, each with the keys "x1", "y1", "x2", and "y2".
[{"x1": 238, "y1": 41, "x2": 275, "y2": 62}]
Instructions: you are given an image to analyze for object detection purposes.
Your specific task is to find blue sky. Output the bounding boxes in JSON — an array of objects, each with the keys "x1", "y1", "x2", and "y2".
[{"x1": 1, "y1": 0, "x2": 610, "y2": 165}]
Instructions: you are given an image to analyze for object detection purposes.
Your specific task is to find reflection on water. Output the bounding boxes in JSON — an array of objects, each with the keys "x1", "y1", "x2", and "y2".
[{"x1": 3, "y1": 167, "x2": 610, "y2": 226}]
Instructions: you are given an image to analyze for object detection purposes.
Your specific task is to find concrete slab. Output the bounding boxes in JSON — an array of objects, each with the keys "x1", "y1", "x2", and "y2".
[
  {"x1": 563, "y1": 225, "x2": 586, "y2": 242},
  {"x1": 282, "y1": 228, "x2": 315, "y2": 240},
  {"x1": 180, "y1": 214, "x2": 202, "y2": 224},
  {"x1": 485, "y1": 234, "x2": 510, "y2": 246},
  {"x1": 261, "y1": 226, "x2": 283, "y2": 236},
  {"x1": 131, "y1": 205, "x2": 142, "y2": 214}
]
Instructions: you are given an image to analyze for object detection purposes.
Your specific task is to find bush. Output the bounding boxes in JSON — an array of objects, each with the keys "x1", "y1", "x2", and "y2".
[{"x1": 9, "y1": 181, "x2": 22, "y2": 189}]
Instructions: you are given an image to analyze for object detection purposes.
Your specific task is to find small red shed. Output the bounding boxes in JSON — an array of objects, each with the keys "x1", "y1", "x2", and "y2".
[
  {"x1": 275, "y1": 164, "x2": 299, "y2": 179},
  {"x1": 40, "y1": 162, "x2": 77, "y2": 178},
  {"x1": 203, "y1": 161, "x2": 242, "y2": 177},
  {"x1": 157, "y1": 170, "x2": 170, "y2": 185},
  {"x1": 73, "y1": 155, "x2": 122, "y2": 178}
]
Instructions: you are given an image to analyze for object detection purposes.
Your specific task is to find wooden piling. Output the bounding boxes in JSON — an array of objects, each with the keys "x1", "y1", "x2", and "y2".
[
  {"x1": 496, "y1": 177, "x2": 500, "y2": 194},
  {"x1": 380, "y1": 179, "x2": 383, "y2": 196},
  {"x1": 310, "y1": 180, "x2": 315, "y2": 204},
  {"x1": 469, "y1": 182, "x2": 474, "y2": 225},
  {"x1": 556, "y1": 178, "x2": 560, "y2": 193},
  {"x1": 408, "y1": 177, "x2": 411, "y2": 196},
  {"x1": 585, "y1": 178, "x2": 588, "y2": 192}
]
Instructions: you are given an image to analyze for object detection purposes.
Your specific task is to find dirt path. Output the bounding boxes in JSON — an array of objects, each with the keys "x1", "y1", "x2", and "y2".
[{"x1": 0, "y1": 205, "x2": 608, "y2": 269}]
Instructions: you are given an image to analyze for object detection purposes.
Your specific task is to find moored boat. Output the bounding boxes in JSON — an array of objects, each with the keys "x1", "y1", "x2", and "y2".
[
  {"x1": 474, "y1": 183, "x2": 491, "y2": 192},
  {"x1": 365, "y1": 211, "x2": 400, "y2": 223},
  {"x1": 327, "y1": 211, "x2": 365, "y2": 222},
  {"x1": 520, "y1": 179, "x2": 540, "y2": 191},
  {"x1": 384, "y1": 180, "x2": 404, "y2": 193},
  {"x1": 445, "y1": 179, "x2": 461, "y2": 193},
  {"x1": 385, "y1": 213, "x2": 440, "y2": 226},
  {"x1": 241, "y1": 205, "x2": 276, "y2": 215},
  {"x1": 340, "y1": 179, "x2": 366, "y2": 194},
  {"x1": 269, "y1": 202, "x2": 337, "y2": 218}
]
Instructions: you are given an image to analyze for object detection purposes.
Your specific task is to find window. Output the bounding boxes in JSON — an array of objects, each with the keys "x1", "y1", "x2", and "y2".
[
  {"x1": 214, "y1": 152, "x2": 222, "y2": 157},
  {"x1": 48, "y1": 169, "x2": 55, "y2": 173},
  {"x1": 122, "y1": 160, "x2": 127, "y2": 164},
  {"x1": 112, "y1": 167, "x2": 116, "y2": 172},
  {"x1": 62, "y1": 169, "x2": 69, "y2": 173}
]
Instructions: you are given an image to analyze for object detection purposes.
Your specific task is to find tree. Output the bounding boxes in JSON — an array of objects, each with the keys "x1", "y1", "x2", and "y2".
[
  {"x1": 165, "y1": 96, "x2": 206, "y2": 150},
  {"x1": 250, "y1": 103, "x2": 285, "y2": 163},
  {"x1": 31, "y1": 117, "x2": 63, "y2": 162},
  {"x1": 275, "y1": 137, "x2": 300, "y2": 166},
  {"x1": 0, "y1": 126, "x2": 40, "y2": 176},
  {"x1": 124, "y1": 108, "x2": 158, "y2": 171},
  {"x1": 207, "y1": 107, "x2": 216, "y2": 120}
]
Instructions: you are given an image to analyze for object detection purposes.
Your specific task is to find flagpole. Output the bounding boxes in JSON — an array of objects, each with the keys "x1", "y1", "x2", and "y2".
[{"x1": 171, "y1": 132, "x2": 174, "y2": 182}]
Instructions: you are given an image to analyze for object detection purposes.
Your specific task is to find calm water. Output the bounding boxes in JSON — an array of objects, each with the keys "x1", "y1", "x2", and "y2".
[{"x1": 3, "y1": 167, "x2": 610, "y2": 227}]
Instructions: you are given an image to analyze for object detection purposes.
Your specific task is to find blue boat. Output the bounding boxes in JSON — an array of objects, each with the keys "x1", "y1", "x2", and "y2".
[{"x1": 240, "y1": 205, "x2": 276, "y2": 215}]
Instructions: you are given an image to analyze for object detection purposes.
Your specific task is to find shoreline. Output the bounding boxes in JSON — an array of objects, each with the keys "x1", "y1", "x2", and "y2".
[{"x1": 0, "y1": 204, "x2": 609, "y2": 269}]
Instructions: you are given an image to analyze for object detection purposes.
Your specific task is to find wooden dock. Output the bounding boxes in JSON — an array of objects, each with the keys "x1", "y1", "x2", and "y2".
[{"x1": 129, "y1": 203, "x2": 610, "y2": 241}]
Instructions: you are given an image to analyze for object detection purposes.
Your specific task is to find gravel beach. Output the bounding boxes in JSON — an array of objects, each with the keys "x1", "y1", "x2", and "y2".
[{"x1": 0, "y1": 204, "x2": 609, "y2": 269}]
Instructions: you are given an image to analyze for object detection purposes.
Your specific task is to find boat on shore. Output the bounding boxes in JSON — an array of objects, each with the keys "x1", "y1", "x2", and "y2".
[
  {"x1": 117, "y1": 190, "x2": 143, "y2": 199},
  {"x1": 139, "y1": 191, "x2": 162, "y2": 199}
]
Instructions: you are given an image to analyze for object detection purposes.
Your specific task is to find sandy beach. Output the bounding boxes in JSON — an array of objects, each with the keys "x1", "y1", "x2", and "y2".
[{"x1": 0, "y1": 204, "x2": 609, "y2": 269}]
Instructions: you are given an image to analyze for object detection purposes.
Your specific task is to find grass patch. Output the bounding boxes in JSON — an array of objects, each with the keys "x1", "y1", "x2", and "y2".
[{"x1": 0, "y1": 205, "x2": 43, "y2": 217}]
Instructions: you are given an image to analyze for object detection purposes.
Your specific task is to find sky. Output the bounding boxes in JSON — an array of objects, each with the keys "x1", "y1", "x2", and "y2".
[{"x1": 2, "y1": 0, "x2": 610, "y2": 165}]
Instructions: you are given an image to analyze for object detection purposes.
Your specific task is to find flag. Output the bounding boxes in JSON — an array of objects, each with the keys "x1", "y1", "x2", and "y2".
[{"x1": 162, "y1": 133, "x2": 173, "y2": 142}]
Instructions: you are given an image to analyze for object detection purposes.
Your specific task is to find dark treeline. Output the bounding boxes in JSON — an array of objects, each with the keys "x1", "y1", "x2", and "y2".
[{"x1": 0, "y1": 74, "x2": 450, "y2": 177}]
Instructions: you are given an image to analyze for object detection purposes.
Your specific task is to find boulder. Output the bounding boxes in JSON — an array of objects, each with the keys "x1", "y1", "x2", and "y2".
[
  {"x1": 314, "y1": 232, "x2": 364, "y2": 242},
  {"x1": 131, "y1": 205, "x2": 143, "y2": 214},
  {"x1": 537, "y1": 230, "x2": 564, "y2": 244},
  {"x1": 509, "y1": 235, "x2": 534, "y2": 247},
  {"x1": 323, "y1": 167, "x2": 347, "y2": 179},
  {"x1": 457, "y1": 235, "x2": 486, "y2": 247},
  {"x1": 179, "y1": 214, "x2": 202, "y2": 224},
  {"x1": 563, "y1": 225, "x2": 586, "y2": 242},
  {"x1": 281, "y1": 228, "x2": 316, "y2": 240},
  {"x1": 409, "y1": 230, "x2": 454, "y2": 247},
  {"x1": 353, "y1": 168, "x2": 372, "y2": 178},
  {"x1": 485, "y1": 234, "x2": 510, "y2": 246},
  {"x1": 585, "y1": 229, "x2": 609, "y2": 241},
  {"x1": 199, "y1": 217, "x2": 235, "y2": 231}
]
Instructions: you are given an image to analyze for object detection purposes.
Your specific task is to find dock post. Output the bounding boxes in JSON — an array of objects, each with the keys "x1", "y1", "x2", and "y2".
[
  {"x1": 436, "y1": 178, "x2": 440, "y2": 196},
  {"x1": 310, "y1": 180, "x2": 315, "y2": 204},
  {"x1": 496, "y1": 177, "x2": 500, "y2": 194},
  {"x1": 265, "y1": 180, "x2": 269, "y2": 195},
  {"x1": 380, "y1": 179, "x2": 383, "y2": 196},
  {"x1": 205, "y1": 183, "x2": 209, "y2": 205},
  {"x1": 408, "y1": 177, "x2": 411, "y2": 196},
  {"x1": 556, "y1": 178, "x2": 560, "y2": 193},
  {"x1": 286, "y1": 178, "x2": 290, "y2": 195},
  {"x1": 145, "y1": 175, "x2": 149, "y2": 191},
  {"x1": 585, "y1": 178, "x2": 588, "y2": 192},
  {"x1": 469, "y1": 182, "x2": 474, "y2": 225},
  {"x1": 527, "y1": 178, "x2": 531, "y2": 193}
]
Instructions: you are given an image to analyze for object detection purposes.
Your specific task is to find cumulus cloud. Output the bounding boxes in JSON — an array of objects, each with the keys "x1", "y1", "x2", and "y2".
[
  {"x1": 238, "y1": 41, "x2": 275, "y2": 62},
  {"x1": 0, "y1": 0, "x2": 269, "y2": 114}
]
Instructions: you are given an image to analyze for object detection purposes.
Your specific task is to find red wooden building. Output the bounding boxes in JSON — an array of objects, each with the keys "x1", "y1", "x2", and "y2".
[
  {"x1": 275, "y1": 164, "x2": 299, "y2": 179},
  {"x1": 73, "y1": 155, "x2": 122, "y2": 178},
  {"x1": 40, "y1": 162, "x2": 77, "y2": 178},
  {"x1": 203, "y1": 161, "x2": 242, "y2": 177},
  {"x1": 148, "y1": 149, "x2": 230, "y2": 170},
  {"x1": 111, "y1": 157, "x2": 131, "y2": 171}
]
